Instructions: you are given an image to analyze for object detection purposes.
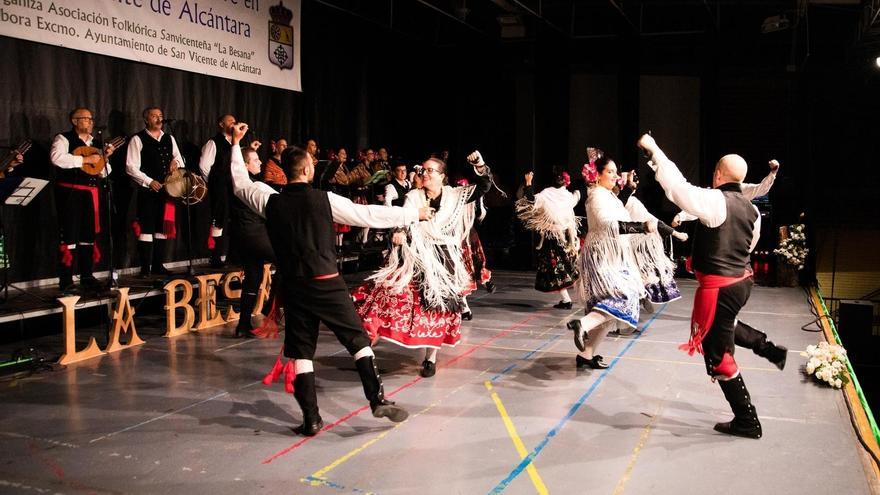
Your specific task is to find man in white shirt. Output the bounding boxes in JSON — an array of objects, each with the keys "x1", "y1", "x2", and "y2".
[
  {"x1": 383, "y1": 162, "x2": 410, "y2": 207},
  {"x1": 639, "y1": 133, "x2": 787, "y2": 439},
  {"x1": 125, "y1": 107, "x2": 184, "y2": 277},
  {"x1": 229, "y1": 122, "x2": 433, "y2": 437},
  {"x1": 50, "y1": 107, "x2": 117, "y2": 292},
  {"x1": 200, "y1": 113, "x2": 237, "y2": 267}
]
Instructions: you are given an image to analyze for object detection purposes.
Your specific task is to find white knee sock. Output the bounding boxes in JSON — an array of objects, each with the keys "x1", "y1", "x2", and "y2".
[
  {"x1": 559, "y1": 289, "x2": 571, "y2": 303},
  {"x1": 424, "y1": 348, "x2": 438, "y2": 363},
  {"x1": 581, "y1": 320, "x2": 614, "y2": 359},
  {"x1": 295, "y1": 359, "x2": 314, "y2": 374}
]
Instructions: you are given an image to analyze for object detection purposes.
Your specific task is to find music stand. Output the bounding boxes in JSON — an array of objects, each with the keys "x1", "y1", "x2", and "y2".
[
  {"x1": 1, "y1": 177, "x2": 49, "y2": 303},
  {"x1": 313, "y1": 160, "x2": 340, "y2": 191}
]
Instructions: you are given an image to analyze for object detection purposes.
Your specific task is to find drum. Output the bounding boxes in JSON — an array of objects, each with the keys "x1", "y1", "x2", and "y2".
[{"x1": 164, "y1": 169, "x2": 208, "y2": 205}]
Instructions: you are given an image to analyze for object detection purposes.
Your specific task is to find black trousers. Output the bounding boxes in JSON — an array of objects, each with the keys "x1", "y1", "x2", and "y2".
[
  {"x1": 136, "y1": 188, "x2": 169, "y2": 235},
  {"x1": 282, "y1": 275, "x2": 370, "y2": 360},
  {"x1": 236, "y1": 229, "x2": 275, "y2": 296},
  {"x1": 56, "y1": 186, "x2": 96, "y2": 244},
  {"x1": 701, "y1": 277, "x2": 755, "y2": 376}
]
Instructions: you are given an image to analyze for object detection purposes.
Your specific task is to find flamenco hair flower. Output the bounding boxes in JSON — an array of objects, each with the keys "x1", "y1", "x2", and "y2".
[
  {"x1": 455, "y1": 178, "x2": 470, "y2": 187},
  {"x1": 558, "y1": 171, "x2": 571, "y2": 187},
  {"x1": 582, "y1": 162, "x2": 598, "y2": 184}
]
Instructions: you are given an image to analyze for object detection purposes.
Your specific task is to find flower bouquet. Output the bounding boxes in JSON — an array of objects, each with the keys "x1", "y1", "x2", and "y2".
[
  {"x1": 775, "y1": 223, "x2": 808, "y2": 270},
  {"x1": 775, "y1": 224, "x2": 808, "y2": 286},
  {"x1": 801, "y1": 341, "x2": 849, "y2": 389}
]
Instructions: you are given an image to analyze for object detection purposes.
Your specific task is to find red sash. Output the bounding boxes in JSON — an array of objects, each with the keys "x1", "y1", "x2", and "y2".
[
  {"x1": 57, "y1": 182, "x2": 100, "y2": 234},
  {"x1": 680, "y1": 270, "x2": 752, "y2": 356},
  {"x1": 57, "y1": 182, "x2": 102, "y2": 263},
  {"x1": 162, "y1": 199, "x2": 177, "y2": 239}
]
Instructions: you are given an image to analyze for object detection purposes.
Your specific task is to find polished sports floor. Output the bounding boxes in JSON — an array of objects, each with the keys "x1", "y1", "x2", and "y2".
[{"x1": 0, "y1": 271, "x2": 874, "y2": 494}]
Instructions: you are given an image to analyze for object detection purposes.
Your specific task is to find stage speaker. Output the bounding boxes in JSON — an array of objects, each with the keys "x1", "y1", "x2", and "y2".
[{"x1": 838, "y1": 300, "x2": 875, "y2": 360}]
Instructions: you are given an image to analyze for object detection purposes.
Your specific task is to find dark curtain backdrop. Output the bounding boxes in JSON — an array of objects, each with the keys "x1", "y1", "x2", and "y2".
[{"x1": 0, "y1": 2, "x2": 517, "y2": 282}]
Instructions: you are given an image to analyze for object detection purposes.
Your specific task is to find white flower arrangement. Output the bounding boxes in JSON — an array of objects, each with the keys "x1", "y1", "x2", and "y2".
[
  {"x1": 801, "y1": 342, "x2": 849, "y2": 389},
  {"x1": 775, "y1": 223, "x2": 809, "y2": 270}
]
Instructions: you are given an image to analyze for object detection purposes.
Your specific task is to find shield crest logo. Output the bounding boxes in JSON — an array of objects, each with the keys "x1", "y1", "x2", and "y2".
[{"x1": 269, "y1": 2, "x2": 294, "y2": 70}]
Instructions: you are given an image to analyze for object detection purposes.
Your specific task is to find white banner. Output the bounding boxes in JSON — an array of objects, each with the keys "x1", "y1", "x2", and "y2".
[{"x1": 0, "y1": 0, "x2": 301, "y2": 92}]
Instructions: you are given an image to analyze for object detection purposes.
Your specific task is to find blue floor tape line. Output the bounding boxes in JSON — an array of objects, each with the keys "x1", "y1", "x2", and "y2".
[
  {"x1": 488, "y1": 303, "x2": 669, "y2": 494},
  {"x1": 489, "y1": 333, "x2": 564, "y2": 383}
]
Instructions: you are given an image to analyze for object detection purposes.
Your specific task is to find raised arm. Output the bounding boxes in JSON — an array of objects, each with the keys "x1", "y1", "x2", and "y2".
[
  {"x1": 638, "y1": 134, "x2": 727, "y2": 228},
  {"x1": 741, "y1": 159, "x2": 779, "y2": 200},
  {"x1": 464, "y1": 150, "x2": 491, "y2": 203},
  {"x1": 230, "y1": 124, "x2": 275, "y2": 217}
]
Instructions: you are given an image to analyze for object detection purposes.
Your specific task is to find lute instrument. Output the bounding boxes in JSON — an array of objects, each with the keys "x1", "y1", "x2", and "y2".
[{"x1": 74, "y1": 136, "x2": 126, "y2": 176}]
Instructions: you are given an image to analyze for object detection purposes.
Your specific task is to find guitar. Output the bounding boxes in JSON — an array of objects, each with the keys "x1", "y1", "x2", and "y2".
[
  {"x1": 0, "y1": 139, "x2": 33, "y2": 177},
  {"x1": 75, "y1": 136, "x2": 126, "y2": 176}
]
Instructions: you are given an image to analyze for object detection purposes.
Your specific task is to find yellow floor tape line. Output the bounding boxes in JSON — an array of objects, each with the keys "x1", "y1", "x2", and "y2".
[{"x1": 485, "y1": 381, "x2": 549, "y2": 495}]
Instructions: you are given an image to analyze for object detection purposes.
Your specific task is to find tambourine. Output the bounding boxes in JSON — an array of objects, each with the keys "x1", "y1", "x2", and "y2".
[{"x1": 164, "y1": 168, "x2": 207, "y2": 205}]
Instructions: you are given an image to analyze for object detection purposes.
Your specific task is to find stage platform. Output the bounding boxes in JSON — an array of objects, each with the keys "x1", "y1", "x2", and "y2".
[{"x1": 0, "y1": 271, "x2": 877, "y2": 494}]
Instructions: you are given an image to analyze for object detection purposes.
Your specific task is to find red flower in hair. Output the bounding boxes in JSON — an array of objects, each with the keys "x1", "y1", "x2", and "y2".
[
  {"x1": 582, "y1": 162, "x2": 598, "y2": 184},
  {"x1": 559, "y1": 172, "x2": 571, "y2": 187}
]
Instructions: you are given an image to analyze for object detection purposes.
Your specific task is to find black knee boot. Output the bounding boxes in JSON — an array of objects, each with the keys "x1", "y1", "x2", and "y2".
[
  {"x1": 138, "y1": 241, "x2": 152, "y2": 277},
  {"x1": 736, "y1": 321, "x2": 787, "y2": 370},
  {"x1": 78, "y1": 244, "x2": 100, "y2": 288},
  {"x1": 291, "y1": 372, "x2": 323, "y2": 436},
  {"x1": 152, "y1": 239, "x2": 171, "y2": 276},
  {"x1": 355, "y1": 355, "x2": 409, "y2": 423},
  {"x1": 235, "y1": 291, "x2": 258, "y2": 338},
  {"x1": 715, "y1": 375, "x2": 762, "y2": 439}
]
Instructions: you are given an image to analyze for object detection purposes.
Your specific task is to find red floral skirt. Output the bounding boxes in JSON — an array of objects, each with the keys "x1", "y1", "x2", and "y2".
[
  {"x1": 352, "y1": 282, "x2": 462, "y2": 349},
  {"x1": 462, "y1": 230, "x2": 491, "y2": 291}
]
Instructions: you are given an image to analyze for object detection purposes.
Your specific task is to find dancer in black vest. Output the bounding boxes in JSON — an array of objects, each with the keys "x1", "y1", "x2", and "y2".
[
  {"x1": 229, "y1": 123, "x2": 434, "y2": 436},
  {"x1": 50, "y1": 107, "x2": 117, "y2": 292},
  {"x1": 229, "y1": 145, "x2": 275, "y2": 338},
  {"x1": 126, "y1": 107, "x2": 184, "y2": 277},
  {"x1": 638, "y1": 134, "x2": 787, "y2": 439},
  {"x1": 200, "y1": 114, "x2": 237, "y2": 268},
  {"x1": 383, "y1": 162, "x2": 410, "y2": 207}
]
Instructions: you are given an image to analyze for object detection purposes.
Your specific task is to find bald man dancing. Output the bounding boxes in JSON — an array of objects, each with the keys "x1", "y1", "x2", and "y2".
[{"x1": 638, "y1": 134, "x2": 787, "y2": 439}]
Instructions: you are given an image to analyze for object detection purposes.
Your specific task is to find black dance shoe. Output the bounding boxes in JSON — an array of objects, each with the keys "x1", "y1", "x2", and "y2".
[
  {"x1": 485, "y1": 281, "x2": 497, "y2": 293},
  {"x1": 370, "y1": 398, "x2": 409, "y2": 423},
  {"x1": 553, "y1": 300, "x2": 572, "y2": 310},
  {"x1": 234, "y1": 326, "x2": 257, "y2": 339},
  {"x1": 292, "y1": 417, "x2": 324, "y2": 437},
  {"x1": 461, "y1": 311, "x2": 473, "y2": 321},
  {"x1": 713, "y1": 419, "x2": 762, "y2": 439},
  {"x1": 419, "y1": 360, "x2": 436, "y2": 378},
  {"x1": 568, "y1": 319, "x2": 586, "y2": 352},
  {"x1": 575, "y1": 355, "x2": 609, "y2": 370}
]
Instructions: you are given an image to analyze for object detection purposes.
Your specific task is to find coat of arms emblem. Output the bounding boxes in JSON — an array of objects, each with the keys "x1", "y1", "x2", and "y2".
[{"x1": 269, "y1": 2, "x2": 294, "y2": 70}]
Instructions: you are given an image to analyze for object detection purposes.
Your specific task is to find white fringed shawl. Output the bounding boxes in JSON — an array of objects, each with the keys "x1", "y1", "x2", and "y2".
[
  {"x1": 368, "y1": 184, "x2": 476, "y2": 312},
  {"x1": 625, "y1": 196, "x2": 676, "y2": 286},
  {"x1": 515, "y1": 186, "x2": 581, "y2": 256},
  {"x1": 576, "y1": 187, "x2": 645, "y2": 302}
]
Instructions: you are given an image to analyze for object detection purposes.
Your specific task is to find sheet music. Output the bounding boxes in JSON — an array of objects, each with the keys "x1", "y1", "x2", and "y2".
[{"x1": 4, "y1": 178, "x2": 49, "y2": 206}]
